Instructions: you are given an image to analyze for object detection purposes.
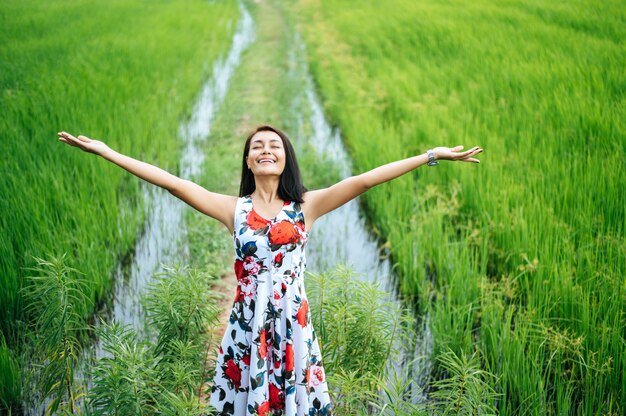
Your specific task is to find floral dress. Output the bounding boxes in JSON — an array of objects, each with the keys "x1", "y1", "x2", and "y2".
[{"x1": 209, "y1": 195, "x2": 333, "y2": 416}]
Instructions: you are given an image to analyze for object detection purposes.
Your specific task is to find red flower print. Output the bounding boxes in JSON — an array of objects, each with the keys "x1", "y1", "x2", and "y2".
[
  {"x1": 246, "y1": 209, "x2": 270, "y2": 230},
  {"x1": 259, "y1": 329, "x2": 267, "y2": 359},
  {"x1": 242, "y1": 354, "x2": 250, "y2": 366},
  {"x1": 285, "y1": 343, "x2": 294, "y2": 372},
  {"x1": 224, "y1": 359, "x2": 241, "y2": 389},
  {"x1": 310, "y1": 364, "x2": 325, "y2": 387},
  {"x1": 234, "y1": 259, "x2": 244, "y2": 280},
  {"x1": 268, "y1": 221, "x2": 300, "y2": 245},
  {"x1": 274, "y1": 290, "x2": 280, "y2": 300},
  {"x1": 296, "y1": 299, "x2": 308, "y2": 327},
  {"x1": 274, "y1": 251, "x2": 284, "y2": 266},
  {"x1": 269, "y1": 383, "x2": 284, "y2": 409},
  {"x1": 243, "y1": 256, "x2": 261, "y2": 275},
  {"x1": 257, "y1": 400, "x2": 271, "y2": 416},
  {"x1": 234, "y1": 285, "x2": 244, "y2": 302},
  {"x1": 295, "y1": 220, "x2": 306, "y2": 233},
  {"x1": 283, "y1": 200, "x2": 290, "y2": 206}
]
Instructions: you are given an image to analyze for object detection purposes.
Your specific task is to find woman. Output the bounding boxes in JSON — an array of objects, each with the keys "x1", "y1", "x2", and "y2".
[{"x1": 57, "y1": 125, "x2": 482, "y2": 415}]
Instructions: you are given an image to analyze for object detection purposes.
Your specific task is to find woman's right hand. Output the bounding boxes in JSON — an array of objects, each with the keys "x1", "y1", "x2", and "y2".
[{"x1": 57, "y1": 132, "x2": 111, "y2": 156}]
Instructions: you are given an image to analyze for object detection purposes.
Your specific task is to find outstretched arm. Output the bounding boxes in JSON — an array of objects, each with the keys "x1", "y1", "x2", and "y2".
[
  {"x1": 304, "y1": 145, "x2": 482, "y2": 226},
  {"x1": 57, "y1": 132, "x2": 235, "y2": 232}
]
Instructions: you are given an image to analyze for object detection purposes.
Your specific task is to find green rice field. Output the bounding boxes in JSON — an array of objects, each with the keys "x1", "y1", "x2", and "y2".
[
  {"x1": 292, "y1": 0, "x2": 625, "y2": 414},
  {"x1": 0, "y1": 0, "x2": 239, "y2": 409},
  {"x1": 1, "y1": 0, "x2": 624, "y2": 413}
]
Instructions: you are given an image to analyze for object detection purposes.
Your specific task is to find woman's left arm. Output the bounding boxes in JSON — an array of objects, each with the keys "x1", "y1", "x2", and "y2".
[{"x1": 304, "y1": 145, "x2": 483, "y2": 224}]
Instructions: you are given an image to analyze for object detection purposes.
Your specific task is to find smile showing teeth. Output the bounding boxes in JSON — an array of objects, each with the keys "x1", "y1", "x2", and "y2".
[{"x1": 258, "y1": 159, "x2": 275, "y2": 164}]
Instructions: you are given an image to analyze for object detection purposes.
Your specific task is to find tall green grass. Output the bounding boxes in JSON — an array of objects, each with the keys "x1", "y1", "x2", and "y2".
[
  {"x1": 0, "y1": 0, "x2": 239, "y2": 410},
  {"x1": 86, "y1": 264, "x2": 222, "y2": 415},
  {"x1": 291, "y1": 0, "x2": 625, "y2": 413}
]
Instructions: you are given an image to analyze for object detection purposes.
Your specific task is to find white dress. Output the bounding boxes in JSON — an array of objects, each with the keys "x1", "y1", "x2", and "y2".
[{"x1": 209, "y1": 195, "x2": 333, "y2": 416}]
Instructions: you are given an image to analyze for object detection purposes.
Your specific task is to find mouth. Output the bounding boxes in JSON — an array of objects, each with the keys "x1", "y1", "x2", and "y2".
[{"x1": 258, "y1": 158, "x2": 276, "y2": 164}]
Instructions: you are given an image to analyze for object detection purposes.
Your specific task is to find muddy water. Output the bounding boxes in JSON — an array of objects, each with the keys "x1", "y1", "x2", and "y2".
[
  {"x1": 287, "y1": 31, "x2": 432, "y2": 402},
  {"x1": 25, "y1": 3, "x2": 254, "y2": 414}
]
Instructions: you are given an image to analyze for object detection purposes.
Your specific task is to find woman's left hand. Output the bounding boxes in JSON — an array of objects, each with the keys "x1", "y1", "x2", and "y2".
[{"x1": 433, "y1": 145, "x2": 483, "y2": 163}]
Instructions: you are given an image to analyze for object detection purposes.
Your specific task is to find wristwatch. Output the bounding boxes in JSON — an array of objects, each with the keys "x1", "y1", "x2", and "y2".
[{"x1": 427, "y1": 149, "x2": 439, "y2": 166}]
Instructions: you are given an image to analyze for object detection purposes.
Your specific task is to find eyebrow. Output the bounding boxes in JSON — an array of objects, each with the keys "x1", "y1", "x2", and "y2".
[{"x1": 251, "y1": 139, "x2": 281, "y2": 144}]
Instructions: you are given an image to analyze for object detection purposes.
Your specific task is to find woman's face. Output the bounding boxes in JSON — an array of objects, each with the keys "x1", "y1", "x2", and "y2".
[{"x1": 246, "y1": 131, "x2": 286, "y2": 179}]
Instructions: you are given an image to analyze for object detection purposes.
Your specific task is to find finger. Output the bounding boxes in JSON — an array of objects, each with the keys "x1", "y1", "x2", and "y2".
[
  {"x1": 459, "y1": 147, "x2": 478, "y2": 156},
  {"x1": 454, "y1": 145, "x2": 464, "y2": 151},
  {"x1": 78, "y1": 135, "x2": 91, "y2": 143},
  {"x1": 64, "y1": 132, "x2": 79, "y2": 142}
]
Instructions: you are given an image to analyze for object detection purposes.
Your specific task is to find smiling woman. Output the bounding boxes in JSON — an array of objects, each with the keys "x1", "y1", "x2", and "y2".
[{"x1": 56, "y1": 123, "x2": 481, "y2": 415}]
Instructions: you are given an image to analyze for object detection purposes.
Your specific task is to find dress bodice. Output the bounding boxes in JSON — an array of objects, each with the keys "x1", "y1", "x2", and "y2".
[{"x1": 233, "y1": 194, "x2": 308, "y2": 285}]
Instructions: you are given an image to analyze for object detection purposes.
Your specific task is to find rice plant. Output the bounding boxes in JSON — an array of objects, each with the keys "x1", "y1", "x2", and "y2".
[{"x1": 290, "y1": 0, "x2": 625, "y2": 413}]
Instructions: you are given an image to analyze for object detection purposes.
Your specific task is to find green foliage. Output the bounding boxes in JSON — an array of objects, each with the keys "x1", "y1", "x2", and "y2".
[
  {"x1": 292, "y1": 0, "x2": 626, "y2": 413},
  {"x1": 307, "y1": 265, "x2": 408, "y2": 378},
  {"x1": 307, "y1": 265, "x2": 503, "y2": 415},
  {"x1": 87, "y1": 321, "x2": 160, "y2": 414},
  {"x1": 1, "y1": 0, "x2": 239, "y2": 409},
  {"x1": 0, "y1": 333, "x2": 21, "y2": 412},
  {"x1": 306, "y1": 265, "x2": 422, "y2": 414},
  {"x1": 86, "y1": 264, "x2": 221, "y2": 415},
  {"x1": 20, "y1": 253, "x2": 92, "y2": 414},
  {"x1": 366, "y1": 366, "x2": 427, "y2": 416},
  {"x1": 430, "y1": 348, "x2": 500, "y2": 415}
]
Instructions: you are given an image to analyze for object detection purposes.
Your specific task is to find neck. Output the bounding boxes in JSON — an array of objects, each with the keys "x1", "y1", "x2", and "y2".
[{"x1": 251, "y1": 176, "x2": 281, "y2": 203}]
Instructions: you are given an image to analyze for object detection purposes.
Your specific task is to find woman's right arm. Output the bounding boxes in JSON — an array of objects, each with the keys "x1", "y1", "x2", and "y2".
[{"x1": 57, "y1": 132, "x2": 236, "y2": 233}]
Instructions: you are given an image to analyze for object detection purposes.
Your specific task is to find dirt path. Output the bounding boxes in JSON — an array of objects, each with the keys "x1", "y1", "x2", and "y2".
[
  {"x1": 210, "y1": 272, "x2": 238, "y2": 342},
  {"x1": 200, "y1": 270, "x2": 238, "y2": 403}
]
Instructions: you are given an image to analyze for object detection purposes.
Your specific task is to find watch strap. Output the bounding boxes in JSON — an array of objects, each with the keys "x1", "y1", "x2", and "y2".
[{"x1": 427, "y1": 149, "x2": 439, "y2": 166}]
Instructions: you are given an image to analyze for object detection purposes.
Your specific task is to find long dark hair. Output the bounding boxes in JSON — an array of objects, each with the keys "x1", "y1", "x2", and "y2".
[{"x1": 238, "y1": 125, "x2": 308, "y2": 203}]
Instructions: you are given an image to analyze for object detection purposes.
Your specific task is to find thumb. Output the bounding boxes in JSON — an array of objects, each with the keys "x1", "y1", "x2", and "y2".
[
  {"x1": 77, "y1": 135, "x2": 92, "y2": 143},
  {"x1": 454, "y1": 145, "x2": 463, "y2": 151}
]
